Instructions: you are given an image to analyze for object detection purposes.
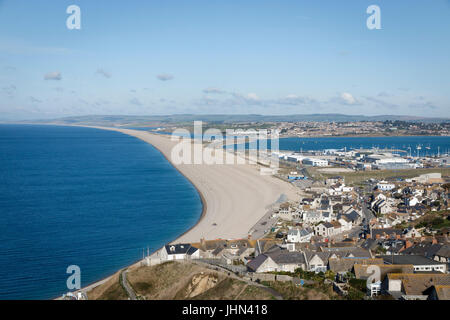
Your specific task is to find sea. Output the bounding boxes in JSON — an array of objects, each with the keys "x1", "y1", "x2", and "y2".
[
  {"x1": 279, "y1": 136, "x2": 450, "y2": 157},
  {"x1": 146, "y1": 128, "x2": 449, "y2": 156},
  {"x1": 0, "y1": 125, "x2": 202, "y2": 300},
  {"x1": 246, "y1": 135, "x2": 450, "y2": 156}
]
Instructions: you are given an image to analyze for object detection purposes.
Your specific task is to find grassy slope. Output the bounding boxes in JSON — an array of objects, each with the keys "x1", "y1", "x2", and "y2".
[
  {"x1": 264, "y1": 281, "x2": 342, "y2": 300},
  {"x1": 87, "y1": 272, "x2": 128, "y2": 300},
  {"x1": 89, "y1": 261, "x2": 274, "y2": 300}
]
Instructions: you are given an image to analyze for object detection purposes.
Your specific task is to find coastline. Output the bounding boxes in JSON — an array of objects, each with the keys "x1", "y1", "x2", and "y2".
[
  {"x1": 2, "y1": 124, "x2": 444, "y2": 299},
  {"x1": 279, "y1": 133, "x2": 450, "y2": 139},
  {"x1": 56, "y1": 125, "x2": 298, "y2": 298},
  {"x1": 85, "y1": 126, "x2": 299, "y2": 242}
]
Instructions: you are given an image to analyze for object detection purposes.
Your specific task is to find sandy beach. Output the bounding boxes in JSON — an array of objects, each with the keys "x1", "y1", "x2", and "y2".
[{"x1": 87, "y1": 126, "x2": 299, "y2": 243}]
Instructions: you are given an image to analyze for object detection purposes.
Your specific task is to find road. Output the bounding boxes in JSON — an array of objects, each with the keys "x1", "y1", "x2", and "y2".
[
  {"x1": 328, "y1": 184, "x2": 375, "y2": 241},
  {"x1": 249, "y1": 194, "x2": 288, "y2": 239},
  {"x1": 361, "y1": 183, "x2": 376, "y2": 228},
  {"x1": 121, "y1": 270, "x2": 137, "y2": 300},
  {"x1": 249, "y1": 210, "x2": 278, "y2": 239}
]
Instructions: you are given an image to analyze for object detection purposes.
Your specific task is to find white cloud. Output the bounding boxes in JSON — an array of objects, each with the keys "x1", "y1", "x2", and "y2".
[
  {"x1": 3, "y1": 66, "x2": 17, "y2": 72},
  {"x1": 44, "y1": 72, "x2": 62, "y2": 81},
  {"x1": 203, "y1": 87, "x2": 226, "y2": 94},
  {"x1": 377, "y1": 91, "x2": 392, "y2": 97},
  {"x1": 247, "y1": 93, "x2": 259, "y2": 101},
  {"x1": 96, "y1": 68, "x2": 111, "y2": 78},
  {"x1": 156, "y1": 73, "x2": 174, "y2": 81},
  {"x1": 130, "y1": 97, "x2": 143, "y2": 106},
  {"x1": 30, "y1": 96, "x2": 42, "y2": 104},
  {"x1": 2, "y1": 85, "x2": 16, "y2": 97},
  {"x1": 276, "y1": 95, "x2": 318, "y2": 106},
  {"x1": 364, "y1": 96, "x2": 398, "y2": 109},
  {"x1": 409, "y1": 101, "x2": 437, "y2": 110},
  {"x1": 0, "y1": 42, "x2": 70, "y2": 56},
  {"x1": 340, "y1": 92, "x2": 357, "y2": 105}
]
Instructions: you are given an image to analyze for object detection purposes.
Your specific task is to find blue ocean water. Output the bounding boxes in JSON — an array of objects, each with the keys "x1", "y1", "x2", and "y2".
[
  {"x1": 277, "y1": 136, "x2": 450, "y2": 156},
  {"x1": 239, "y1": 135, "x2": 449, "y2": 156},
  {"x1": 0, "y1": 125, "x2": 202, "y2": 300},
  {"x1": 146, "y1": 128, "x2": 449, "y2": 157}
]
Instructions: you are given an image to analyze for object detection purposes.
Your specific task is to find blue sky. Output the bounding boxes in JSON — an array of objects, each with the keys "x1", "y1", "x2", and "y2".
[{"x1": 0, "y1": 0, "x2": 449, "y2": 120}]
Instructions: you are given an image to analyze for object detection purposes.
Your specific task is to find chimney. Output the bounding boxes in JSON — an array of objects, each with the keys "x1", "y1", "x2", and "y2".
[{"x1": 200, "y1": 237, "x2": 206, "y2": 248}]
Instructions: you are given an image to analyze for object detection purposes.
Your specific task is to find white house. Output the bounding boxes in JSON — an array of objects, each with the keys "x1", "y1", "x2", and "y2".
[
  {"x1": 314, "y1": 222, "x2": 335, "y2": 237},
  {"x1": 329, "y1": 184, "x2": 354, "y2": 196},
  {"x1": 278, "y1": 203, "x2": 299, "y2": 221},
  {"x1": 409, "y1": 197, "x2": 420, "y2": 207},
  {"x1": 373, "y1": 198, "x2": 396, "y2": 215},
  {"x1": 338, "y1": 216, "x2": 353, "y2": 232},
  {"x1": 246, "y1": 255, "x2": 279, "y2": 273},
  {"x1": 271, "y1": 252, "x2": 306, "y2": 273},
  {"x1": 304, "y1": 252, "x2": 335, "y2": 273},
  {"x1": 377, "y1": 181, "x2": 395, "y2": 191},
  {"x1": 287, "y1": 228, "x2": 313, "y2": 243},
  {"x1": 381, "y1": 255, "x2": 447, "y2": 273},
  {"x1": 160, "y1": 244, "x2": 200, "y2": 261},
  {"x1": 371, "y1": 194, "x2": 387, "y2": 208},
  {"x1": 403, "y1": 227, "x2": 422, "y2": 238},
  {"x1": 303, "y1": 158, "x2": 329, "y2": 167},
  {"x1": 378, "y1": 200, "x2": 395, "y2": 215},
  {"x1": 303, "y1": 211, "x2": 323, "y2": 224}
]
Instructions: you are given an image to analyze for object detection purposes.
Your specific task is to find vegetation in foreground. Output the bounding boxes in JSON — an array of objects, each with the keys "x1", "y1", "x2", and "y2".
[
  {"x1": 88, "y1": 261, "x2": 275, "y2": 300},
  {"x1": 87, "y1": 272, "x2": 128, "y2": 300},
  {"x1": 87, "y1": 261, "x2": 346, "y2": 300}
]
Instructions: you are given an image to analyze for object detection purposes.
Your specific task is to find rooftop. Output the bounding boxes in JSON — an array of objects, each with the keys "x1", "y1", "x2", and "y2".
[{"x1": 379, "y1": 255, "x2": 446, "y2": 266}]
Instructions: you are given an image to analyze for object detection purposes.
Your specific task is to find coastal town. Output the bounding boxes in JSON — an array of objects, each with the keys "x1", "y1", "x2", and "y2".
[
  {"x1": 73, "y1": 140, "x2": 450, "y2": 301},
  {"x1": 275, "y1": 120, "x2": 450, "y2": 138}
]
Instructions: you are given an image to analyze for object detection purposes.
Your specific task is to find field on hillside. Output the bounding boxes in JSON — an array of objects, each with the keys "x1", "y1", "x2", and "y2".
[
  {"x1": 87, "y1": 272, "x2": 128, "y2": 300},
  {"x1": 308, "y1": 167, "x2": 450, "y2": 185}
]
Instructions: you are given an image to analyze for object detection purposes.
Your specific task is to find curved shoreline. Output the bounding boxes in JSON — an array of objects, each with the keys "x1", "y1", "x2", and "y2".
[
  {"x1": 87, "y1": 126, "x2": 299, "y2": 242},
  {"x1": 52, "y1": 124, "x2": 299, "y2": 298},
  {"x1": 54, "y1": 125, "x2": 207, "y2": 299},
  {"x1": 108, "y1": 128, "x2": 208, "y2": 244}
]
